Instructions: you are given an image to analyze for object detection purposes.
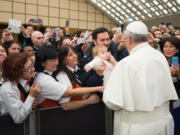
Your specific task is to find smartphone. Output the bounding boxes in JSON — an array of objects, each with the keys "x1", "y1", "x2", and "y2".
[
  {"x1": 65, "y1": 20, "x2": 69, "y2": 26},
  {"x1": 51, "y1": 29, "x2": 60, "y2": 41},
  {"x1": 172, "y1": 56, "x2": 179, "y2": 68},
  {"x1": 32, "y1": 19, "x2": 40, "y2": 23}
]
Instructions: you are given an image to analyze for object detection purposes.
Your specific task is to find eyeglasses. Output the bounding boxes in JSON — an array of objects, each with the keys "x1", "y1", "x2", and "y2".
[{"x1": 23, "y1": 63, "x2": 34, "y2": 73}]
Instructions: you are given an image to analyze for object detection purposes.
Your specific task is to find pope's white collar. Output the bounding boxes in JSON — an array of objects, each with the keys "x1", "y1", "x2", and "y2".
[{"x1": 130, "y1": 42, "x2": 148, "y2": 55}]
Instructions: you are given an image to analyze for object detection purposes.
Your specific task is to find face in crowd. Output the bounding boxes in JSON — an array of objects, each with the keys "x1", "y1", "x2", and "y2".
[
  {"x1": 22, "y1": 58, "x2": 35, "y2": 80},
  {"x1": 32, "y1": 31, "x2": 44, "y2": 48},
  {"x1": 163, "y1": 41, "x2": 179, "y2": 59},
  {"x1": 94, "y1": 32, "x2": 110, "y2": 47},
  {"x1": 1, "y1": 29, "x2": 14, "y2": 43},
  {"x1": 8, "y1": 43, "x2": 21, "y2": 54},
  {"x1": 64, "y1": 47, "x2": 78, "y2": 68}
]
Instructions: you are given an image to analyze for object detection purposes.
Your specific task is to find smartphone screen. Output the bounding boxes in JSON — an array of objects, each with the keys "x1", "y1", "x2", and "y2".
[
  {"x1": 33, "y1": 19, "x2": 40, "y2": 23},
  {"x1": 65, "y1": 20, "x2": 69, "y2": 26},
  {"x1": 172, "y1": 56, "x2": 179, "y2": 68}
]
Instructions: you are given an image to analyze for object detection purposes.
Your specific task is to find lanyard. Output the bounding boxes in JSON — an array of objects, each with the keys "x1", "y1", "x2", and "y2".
[{"x1": 42, "y1": 71, "x2": 58, "y2": 82}]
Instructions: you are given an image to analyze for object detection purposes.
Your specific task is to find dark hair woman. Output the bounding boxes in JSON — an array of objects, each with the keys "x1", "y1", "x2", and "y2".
[
  {"x1": 160, "y1": 36, "x2": 180, "y2": 135},
  {"x1": 3, "y1": 40, "x2": 21, "y2": 55},
  {"x1": 0, "y1": 53, "x2": 40, "y2": 124},
  {"x1": 34, "y1": 45, "x2": 104, "y2": 109},
  {"x1": 55, "y1": 45, "x2": 105, "y2": 110}
]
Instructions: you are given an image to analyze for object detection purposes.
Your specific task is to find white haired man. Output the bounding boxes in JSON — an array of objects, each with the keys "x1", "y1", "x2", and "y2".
[{"x1": 103, "y1": 21, "x2": 178, "y2": 135}]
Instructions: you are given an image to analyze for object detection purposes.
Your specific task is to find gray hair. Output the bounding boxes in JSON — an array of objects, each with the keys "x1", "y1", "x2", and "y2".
[{"x1": 124, "y1": 30, "x2": 148, "y2": 43}]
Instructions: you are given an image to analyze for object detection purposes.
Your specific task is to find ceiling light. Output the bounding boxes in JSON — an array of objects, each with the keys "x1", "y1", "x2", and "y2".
[
  {"x1": 155, "y1": 11, "x2": 160, "y2": 16},
  {"x1": 153, "y1": 0, "x2": 159, "y2": 5},
  {"x1": 163, "y1": 9, "x2": 168, "y2": 14},
  {"x1": 133, "y1": 0, "x2": 139, "y2": 5},
  {"x1": 172, "y1": 7, "x2": 177, "y2": 12},
  {"x1": 148, "y1": 13, "x2": 152, "y2": 17},
  {"x1": 167, "y1": 2, "x2": 172, "y2": 7},
  {"x1": 158, "y1": 5, "x2": 163, "y2": 10},
  {"x1": 177, "y1": 0, "x2": 180, "y2": 4},
  {"x1": 106, "y1": 0, "x2": 111, "y2": 3},
  {"x1": 122, "y1": 0, "x2": 127, "y2": 3},
  {"x1": 145, "y1": 3, "x2": 150, "y2": 7},
  {"x1": 116, "y1": 1, "x2": 121, "y2": 5},
  {"x1": 127, "y1": 3, "x2": 132, "y2": 8}
]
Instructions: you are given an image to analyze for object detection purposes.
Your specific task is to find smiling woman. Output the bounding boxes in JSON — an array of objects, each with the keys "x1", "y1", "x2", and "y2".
[
  {"x1": 0, "y1": 53, "x2": 40, "y2": 124},
  {"x1": 34, "y1": 45, "x2": 104, "y2": 109},
  {"x1": 3, "y1": 40, "x2": 21, "y2": 55},
  {"x1": 160, "y1": 36, "x2": 180, "y2": 96}
]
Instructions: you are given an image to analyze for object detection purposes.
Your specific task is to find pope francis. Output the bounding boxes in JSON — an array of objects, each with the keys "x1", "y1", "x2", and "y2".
[{"x1": 103, "y1": 21, "x2": 178, "y2": 135}]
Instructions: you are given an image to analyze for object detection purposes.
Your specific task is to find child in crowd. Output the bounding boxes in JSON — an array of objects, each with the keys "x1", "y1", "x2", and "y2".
[{"x1": 84, "y1": 45, "x2": 115, "y2": 85}]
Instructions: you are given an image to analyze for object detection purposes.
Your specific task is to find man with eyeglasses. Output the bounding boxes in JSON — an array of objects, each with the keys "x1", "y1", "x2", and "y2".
[{"x1": 31, "y1": 31, "x2": 44, "y2": 51}]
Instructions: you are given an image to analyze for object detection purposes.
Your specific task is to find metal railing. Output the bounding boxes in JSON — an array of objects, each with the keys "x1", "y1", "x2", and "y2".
[{"x1": 0, "y1": 101, "x2": 113, "y2": 135}]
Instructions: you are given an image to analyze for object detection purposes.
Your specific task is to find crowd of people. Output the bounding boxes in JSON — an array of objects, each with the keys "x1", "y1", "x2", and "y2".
[{"x1": 0, "y1": 18, "x2": 179, "y2": 135}]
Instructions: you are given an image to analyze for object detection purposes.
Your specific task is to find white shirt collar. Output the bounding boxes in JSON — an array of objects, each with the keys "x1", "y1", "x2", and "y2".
[
  {"x1": 18, "y1": 78, "x2": 28, "y2": 87},
  {"x1": 66, "y1": 65, "x2": 79, "y2": 72},
  {"x1": 130, "y1": 42, "x2": 148, "y2": 55},
  {"x1": 44, "y1": 69, "x2": 53, "y2": 75}
]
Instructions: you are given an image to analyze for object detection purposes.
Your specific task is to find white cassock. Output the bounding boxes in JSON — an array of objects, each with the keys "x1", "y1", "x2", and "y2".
[{"x1": 103, "y1": 42, "x2": 178, "y2": 135}]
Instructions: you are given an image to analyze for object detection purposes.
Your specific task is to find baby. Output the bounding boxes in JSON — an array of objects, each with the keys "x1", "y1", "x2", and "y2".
[{"x1": 84, "y1": 45, "x2": 114, "y2": 85}]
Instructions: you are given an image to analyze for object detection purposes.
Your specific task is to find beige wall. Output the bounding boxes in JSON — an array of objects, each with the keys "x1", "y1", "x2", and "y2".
[{"x1": 0, "y1": 0, "x2": 118, "y2": 30}]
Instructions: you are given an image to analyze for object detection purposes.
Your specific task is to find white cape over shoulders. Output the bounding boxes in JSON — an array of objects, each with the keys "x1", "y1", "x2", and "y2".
[{"x1": 103, "y1": 43, "x2": 178, "y2": 135}]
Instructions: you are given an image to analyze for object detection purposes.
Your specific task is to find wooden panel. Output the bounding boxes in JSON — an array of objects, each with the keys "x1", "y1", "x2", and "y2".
[
  {"x1": 38, "y1": 0, "x2": 48, "y2": 6},
  {"x1": 0, "y1": 1, "x2": 12, "y2": 12},
  {"x1": 70, "y1": 20, "x2": 78, "y2": 28},
  {"x1": 13, "y1": 2, "x2": 25, "y2": 13},
  {"x1": 38, "y1": 6, "x2": 48, "y2": 16},
  {"x1": 26, "y1": 0, "x2": 37, "y2": 4},
  {"x1": 79, "y1": 12, "x2": 87, "y2": 21},
  {"x1": 49, "y1": 7, "x2": 59, "y2": 17},
  {"x1": 13, "y1": 0, "x2": 25, "y2": 2},
  {"x1": 60, "y1": 0, "x2": 69, "y2": 9},
  {"x1": 70, "y1": 10, "x2": 78, "y2": 19},
  {"x1": 79, "y1": 20, "x2": 87, "y2": 29},
  {"x1": 70, "y1": 1, "x2": 78, "y2": 10},
  {"x1": 0, "y1": 12, "x2": 12, "y2": 22},
  {"x1": 96, "y1": 14, "x2": 103, "y2": 22},
  {"x1": 13, "y1": 13, "x2": 25, "y2": 23},
  {"x1": 60, "y1": 18, "x2": 66, "y2": 27},
  {"x1": 49, "y1": 0, "x2": 59, "y2": 7},
  {"x1": 79, "y1": 2, "x2": 87, "y2": 11},
  {"x1": 60, "y1": 9, "x2": 69, "y2": 18},
  {"x1": 88, "y1": 21, "x2": 95, "y2": 30},
  {"x1": 104, "y1": 15, "x2": 110, "y2": 23},
  {"x1": 96, "y1": 22, "x2": 103, "y2": 28},
  {"x1": 49, "y1": 17, "x2": 59, "y2": 27},
  {"x1": 104, "y1": 23, "x2": 110, "y2": 31},
  {"x1": 26, "y1": 4, "x2": 37, "y2": 15},
  {"x1": 87, "y1": 4, "x2": 95, "y2": 13},
  {"x1": 88, "y1": 13, "x2": 95, "y2": 21}
]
